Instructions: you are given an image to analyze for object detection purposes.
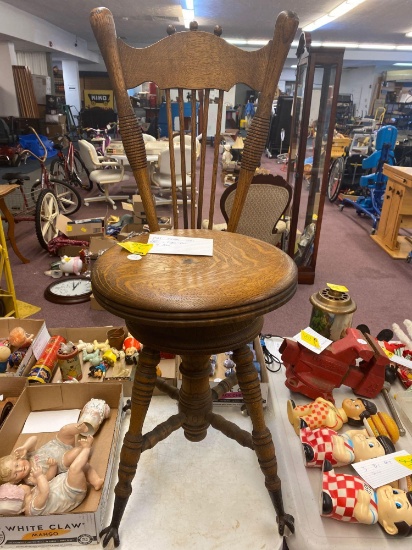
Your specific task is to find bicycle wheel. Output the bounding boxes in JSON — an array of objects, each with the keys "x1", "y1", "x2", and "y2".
[
  {"x1": 73, "y1": 150, "x2": 93, "y2": 191},
  {"x1": 50, "y1": 158, "x2": 66, "y2": 181},
  {"x1": 31, "y1": 179, "x2": 81, "y2": 216},
  {"x1": 35, "y1": 190, "x2": 60, "y2": 250},
  {"x1": 327, "y1": 157, "x2": 345, "y2": 202}
]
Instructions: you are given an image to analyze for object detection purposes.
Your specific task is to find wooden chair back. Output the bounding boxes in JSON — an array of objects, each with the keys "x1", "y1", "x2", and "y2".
[{"x1": 90, "y1": 7, "x2": 298, "y2": 232}]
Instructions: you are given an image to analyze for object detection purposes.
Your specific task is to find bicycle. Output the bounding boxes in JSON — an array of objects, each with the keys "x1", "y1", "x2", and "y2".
[
  {"x1": 50, "y1": 133, "x2": 93, "y2": 191},
  {"x1": 2, "y1": 127, "x2": 82, "y2": 250}
]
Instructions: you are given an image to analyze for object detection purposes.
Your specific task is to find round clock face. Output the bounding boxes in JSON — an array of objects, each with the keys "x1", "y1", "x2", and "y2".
[{"x1": 44, "y1": 276, "x2": 93, "y2": 304}]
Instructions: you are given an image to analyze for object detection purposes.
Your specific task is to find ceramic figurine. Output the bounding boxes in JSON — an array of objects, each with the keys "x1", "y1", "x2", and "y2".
[
  {"x1": 78, "y1": 399, "x2": 110, "y2": 436},
  {"x1": 8, "y1": 350, "x2": 26, "y2": 368},
  {"x1": 88, "y1": 363, "x2": 107, "y2": 378},
  {"x1": 59, "y1": 255, "x2": 83, "y2": 276},
  {"x1": 0, "y1": 436, "x2": 103, "y2": 517},
  {"x1": 8, "y1": 327, "x2": 34, "y2": 350},
  {"x1": 82, "y1": 348, "x2": 101, "y2": 367},
  {"x1": 300, "y1": 424, "x2": 395, "y2": 468},
  {"x1": 0, "y1": 422, "x2": 101, "y2": 488},
  {"x1": 93, "y1": 339, "x2": 110, "y2": 352},
  {"x1": 321, "y1": 459, "x2": 412, "y2": 536},
  {"x1": 123, "y1": 336, "x2": 141, "y2": 365},
  {"x1": 287, "y1": 396, "x2": 377, "y2": 435},
  {"x1": 0, "y1": 344, "x2": 11, "y2": 373}
]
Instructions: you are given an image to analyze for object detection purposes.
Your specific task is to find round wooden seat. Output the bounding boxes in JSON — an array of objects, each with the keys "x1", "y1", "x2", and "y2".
[{"x1": 92, "y1": 229, "x2": 297, "y2": 354}]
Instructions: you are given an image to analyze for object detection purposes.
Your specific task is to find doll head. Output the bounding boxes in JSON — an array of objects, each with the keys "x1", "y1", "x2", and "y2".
[
  {"x1": 342, "y1": 397, "x2": 377, "y2": 426},
  {"x1": 350, "y1": 431, "x2": 395, "y2": 461},
  {"x1": 0, "y1": 483, "x2": 25, "y2": 515},
  {"x1": 0, "y1": 453, "x2": 31, "y2": 485},
  {"x1": 377, "y1": 485, "x2": 412, "y2": 536},
  {"x1": 8, "y1": 327, "x2": 33, "y2": 350}
]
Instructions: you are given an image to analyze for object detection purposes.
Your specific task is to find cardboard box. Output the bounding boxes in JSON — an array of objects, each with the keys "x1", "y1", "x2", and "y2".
[
  {"x1": 0, "y1": 319, "x2": 47, "y2": 379},
  {"x1": 0, "y1": 383, "x2": 123, "y2": 546},
  {"x1": 45, "y1": 114, "x2": 66, "y2": 124},
  {"x1": 47, "y1": 326, "x2": 177, "y2": 397},
  {"x1": 57, "y1": 215, "x2": 105, "y2": 239},
  {"x1": 176, "y1": 337, "x2": 269, "y2": 407},
  {"x1": 45, "y1": 123, "x2": 66, "y2": 139},
  {"x1": 0, "y1": 377, "x2": 27, "y2": 427}
]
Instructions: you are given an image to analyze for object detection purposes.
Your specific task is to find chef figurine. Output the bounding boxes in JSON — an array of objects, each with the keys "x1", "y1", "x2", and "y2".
[
  {"x1": 321, "y1": 459, "x2": 412, "y2": 536},
  {"x1": 300, "y1": 423, "x2": 395, "y2": 468},
  {"x1": 287, "y1": 396, "x2": 377, "y2": 435}
]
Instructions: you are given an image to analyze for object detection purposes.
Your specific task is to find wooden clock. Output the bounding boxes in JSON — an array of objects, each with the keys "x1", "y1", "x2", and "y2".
[{"x1": 44, "y1": 276, "x2": 92, "y2": 304}]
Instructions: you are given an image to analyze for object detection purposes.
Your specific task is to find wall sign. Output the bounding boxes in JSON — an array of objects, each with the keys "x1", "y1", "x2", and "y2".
[{"x1": 84, "y1": 89, "x2": 114, "y2": 109}]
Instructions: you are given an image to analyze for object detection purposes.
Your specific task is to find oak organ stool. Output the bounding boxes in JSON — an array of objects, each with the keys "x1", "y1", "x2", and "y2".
[{"x1": 90, "y1": 6, "x2": 299, "y2": 547}]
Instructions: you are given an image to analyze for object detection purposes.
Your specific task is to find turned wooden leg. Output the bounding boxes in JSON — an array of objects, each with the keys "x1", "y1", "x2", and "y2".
[
  {"x1": 233, "y1": 344, "x2": 294, "y2": 536},
  {"x1": 100, "y1": 346, "x2": 160, "y2": 548},
  {"x1": 179, "y1": 354, "x2": 213, "y2": 442}
]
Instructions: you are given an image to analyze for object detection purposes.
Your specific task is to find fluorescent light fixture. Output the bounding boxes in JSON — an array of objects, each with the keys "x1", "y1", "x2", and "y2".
[
  {"x1": 183, "y1": 0, "x2": 194, "y2": 9},
  {"x1": 361, "y1": 43, "x2": 396, "y2": 50},
  {"x1": 182, "y1": 8, "x2": 194, "y2": 28},
  {"x1": 405, "y1": 31, "x2": 412, "y2": 37},
  {"x1": 322, "y1": 42, "x2": 359, "y2": 48},
  {"x1": 291, "y1": 65, "x2": 297, "y2": 68},
  {"x1": 396, "y1": 45, "x2": 412, "y2": 50},
  {"x1": 394, "y1": 62, "x2": 412, "y2": 66},
  {"x1": 303, "y1": 0, "x2": 366, "y2": 32}
]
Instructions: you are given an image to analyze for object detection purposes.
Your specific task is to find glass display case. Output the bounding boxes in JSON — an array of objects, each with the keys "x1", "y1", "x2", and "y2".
[{"x1": 287, "y1": 34, "x2": 344, "y2": 284}]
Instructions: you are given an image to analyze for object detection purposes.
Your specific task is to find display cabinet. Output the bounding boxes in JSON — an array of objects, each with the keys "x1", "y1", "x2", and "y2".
[{"x1": 287, "y1": 34, "x2": 344, "y2": 284}]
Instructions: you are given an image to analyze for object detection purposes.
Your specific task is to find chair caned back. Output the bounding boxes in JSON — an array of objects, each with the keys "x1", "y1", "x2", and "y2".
[
  {"x1": 220, "y1": 174, "x2": 292, "y2": 246},
  {"x1": 90, "y1": 8, "x2": 298, "y2": 232}
]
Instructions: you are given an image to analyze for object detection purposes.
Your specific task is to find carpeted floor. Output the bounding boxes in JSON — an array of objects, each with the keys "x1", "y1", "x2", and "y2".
[{"x1": 1, "y1": 148, "x2": 411, "y2": 338}]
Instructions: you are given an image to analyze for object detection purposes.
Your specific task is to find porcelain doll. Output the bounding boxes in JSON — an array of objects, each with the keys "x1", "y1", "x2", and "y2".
[
  {"x1": 321, "y1": 459, "x2": 412, "y2": 536},
  {"x1": 287, "y1": 396, "x2": 377, "y2": 435},
  {"x1": 0, "y1": 436, "x2": 103, "y2": 517},
  {"x1": 0, "y1": 422, "x2": 101, "y2": 490},
  {"x1": 300, "y1": 423, "x2": 395, "y2": 468}
]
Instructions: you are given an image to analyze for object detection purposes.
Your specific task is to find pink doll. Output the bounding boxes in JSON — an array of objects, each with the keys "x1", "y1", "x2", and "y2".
[
  {"x1": 321, "y1": 459, "x2": 412, "y2": 536},
  {"x1": 300, "y1": 423, "x2": 395, "y2": 468}
]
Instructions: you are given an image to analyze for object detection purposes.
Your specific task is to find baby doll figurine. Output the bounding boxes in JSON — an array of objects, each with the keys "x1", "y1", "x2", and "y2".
[
  {"x1": 321, "y1": 459, "x2": 412, "y2": 536},
  {"x1": 0, "y1": 436, "x2": 102, "y2": 517},
  {"x1": 300, "y1": 423, "x2": 395, "y2": 468},
  {"x1": 287, "y1": 396, "x2": 377, "y2": 435},
  {"x1": 0, "y1": 422, "x2": 102, "y2": 490}
]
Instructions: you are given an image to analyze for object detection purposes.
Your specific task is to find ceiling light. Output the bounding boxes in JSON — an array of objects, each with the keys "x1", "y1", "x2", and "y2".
[
  {"x1": 291, "y1": 65, "x2": 297, "y2": 68},
  {"x1": 361, "y1": 43, "x2": 395, "y2": 50},
  {"x1": 405, "y1": 31, "x2": 412, "y2": 38},
  {"x1": 322, "y1": 42, "x2": 359, "y2": 48},
  {"x1": 303, "y1": 0, "x2": 366, "y2": 32},
  {"x1": 394, "y1": 62, "x2": 412, "y2": 66}
]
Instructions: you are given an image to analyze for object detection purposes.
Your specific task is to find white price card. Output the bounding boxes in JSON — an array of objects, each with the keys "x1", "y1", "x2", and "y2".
[
  {"x1": 148, "y1": 234, "x2": 213, "y2": 256},
  {"x1": 352, "y1": 450, "x2": 412, "y2": 489}
]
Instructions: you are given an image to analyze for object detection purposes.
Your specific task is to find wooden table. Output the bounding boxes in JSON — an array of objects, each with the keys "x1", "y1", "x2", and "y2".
[
  {"x1": 0, "y1": 184, "x2": 29, "y2": 264},
  {"x1": 371, "y1": 164, "x2": 412, "y2": 258}
]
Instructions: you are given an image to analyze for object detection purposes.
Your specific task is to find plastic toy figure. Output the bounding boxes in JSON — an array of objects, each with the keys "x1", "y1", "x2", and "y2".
[
  {"x1": 287, "y1": 396, "x2": 377, "y2": 435},
  {"x1": 300, "y1": 424, "x2": 395, "y2": 468},
  {"x1": 321, "y1": 459, "x2": 412, "y2": 536},
  {"x1": 0, "y1": 436, "x2": 103, "y2": 517},
  {"x1": 0, "y1": 422, "x2": 101, "y2": 490}
]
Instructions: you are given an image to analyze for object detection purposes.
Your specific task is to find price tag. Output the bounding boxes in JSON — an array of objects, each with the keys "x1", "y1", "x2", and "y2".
[
  {"x1": 327, "y1": 283, "x2": 348, "y2": 292},
  {"x1": 395, "y1": 455, "x2": 412, "y2": 470},
  {"x1": 300, "y1": 329, "x2": 320, "y2": 349},
  {"x1": 117, "y1": 242, "x2": 153, "y2": 255}
]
